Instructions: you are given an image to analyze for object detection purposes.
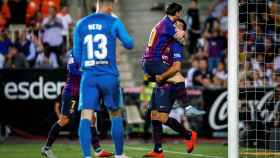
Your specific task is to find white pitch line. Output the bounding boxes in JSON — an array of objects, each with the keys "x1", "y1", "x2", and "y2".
[{"x1": 125, "y1": 146, "x2": 224, "y2": 158}]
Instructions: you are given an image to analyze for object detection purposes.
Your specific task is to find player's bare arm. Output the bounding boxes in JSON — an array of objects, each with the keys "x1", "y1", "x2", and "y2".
[{"x1": 156, "y1": 61, "x2": 181, "y2": 82}]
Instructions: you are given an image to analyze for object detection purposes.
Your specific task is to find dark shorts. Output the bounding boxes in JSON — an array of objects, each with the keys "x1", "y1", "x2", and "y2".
[
  {"x1": 61, "y1": 94, "x2": 79, "y2": 117},
  {"x1": 143, "y1": 60, "x2": 169, "y2": 79},
  {"x1": 150, "y1": 84, "x2": 177, "y2": 113}
]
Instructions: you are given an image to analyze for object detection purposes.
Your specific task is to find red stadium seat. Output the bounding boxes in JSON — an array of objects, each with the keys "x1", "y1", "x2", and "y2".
[
  {"x1": 41, "y1": 0, "x2": 61, "y2": 17},
  {"x1": 26, "y1": 1, "x2": 40, "y2": 25},
  {"x1": 1, "y1": 1, "x2": 10, "y2": 20}
]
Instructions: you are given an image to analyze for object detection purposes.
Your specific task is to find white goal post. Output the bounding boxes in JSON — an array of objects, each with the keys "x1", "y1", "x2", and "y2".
[{"x1": 228, "y1": 0, "x2": 239, "y2": 158}]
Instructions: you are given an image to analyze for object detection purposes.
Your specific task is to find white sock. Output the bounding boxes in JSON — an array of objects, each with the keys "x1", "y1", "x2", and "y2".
[
  {"x1": 115, "y1": 155, "x2": 122, "y2": 158},
  {"x1": 85, "y1": 157, "x2": 91, "y2": 158}
]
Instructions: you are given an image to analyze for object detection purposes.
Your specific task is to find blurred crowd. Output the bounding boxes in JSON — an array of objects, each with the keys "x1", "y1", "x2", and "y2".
[
  {"x1": 184, "y1": 0, "x2": 280, "y2": 88},
  {"x1": 184, "y1": 0, "x2": 228, "y2": 88},
  {"x1": 238, "y1": 0, "x2": 280, "y2": 88},
  {"x1": 0, "y1": 0, "x2": 72, "y2": 69}
]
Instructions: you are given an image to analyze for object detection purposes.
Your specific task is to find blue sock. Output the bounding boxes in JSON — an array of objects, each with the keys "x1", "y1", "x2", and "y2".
[
  {"x1": 79, "y1": 119, "x2": 92, "y2": 157},
  {"x1": 111, "y1": 117, "x2": 124, "y2": 155}
]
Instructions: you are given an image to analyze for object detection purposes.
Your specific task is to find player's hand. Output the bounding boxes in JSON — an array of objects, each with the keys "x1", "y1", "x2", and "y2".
[
  {"x1": 155, "y1": 75, "x2": 163, "y2": 83},
  {"x1": 174, "y1": 29, "x2": 186, "y2": 40},
  {"x1": 167, "y1": 73, "x2": 185, "y2": 84}
]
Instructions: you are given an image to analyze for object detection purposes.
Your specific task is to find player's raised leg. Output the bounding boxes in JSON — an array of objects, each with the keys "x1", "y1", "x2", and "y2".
[
  {"x1": 157, "y1": 85, "x2": 197, "y2": 153},
  {"x1": 162, "y1": 113, "x2": 197, "y2": 153},
  {"x1": 173, "y1": 82, "x2": 198, "y2": 153}
]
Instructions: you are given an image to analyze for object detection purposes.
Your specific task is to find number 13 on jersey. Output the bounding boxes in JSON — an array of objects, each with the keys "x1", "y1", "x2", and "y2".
[{"x1": 84, "y1": 33, "x2": 108, "y2": 67}]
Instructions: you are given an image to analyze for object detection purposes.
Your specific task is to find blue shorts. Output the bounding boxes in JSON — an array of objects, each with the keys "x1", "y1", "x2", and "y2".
[
  {"x1": 61, "y1": 94, "x2": 79, "y2": 117},
  {"x1": 150, "y1": 84, "x2": 177, "y2": 113},
  {"x1": 143, "y1": 60, "x2": 169, "y2": 78},
  {"x1": 79, "y1": 72, "x2": 120, "y2": 112}
]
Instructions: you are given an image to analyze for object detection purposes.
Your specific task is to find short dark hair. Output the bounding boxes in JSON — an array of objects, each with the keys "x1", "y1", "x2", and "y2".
[
  {"x1": 91, "y1": 4, "x2": 97, "y2": 13},
  {"x1": 177, "y1": 19, "x2": 187, "y2": 31},
  {"x1": 98, "y1": 0, "x2": 115, "y2": 4},
  {"x1": 9, "y1": 44, "x2": 17, "y2": 49},
  {"x1": 165, "y1": 2, "x2": 182, "y2": 16}
]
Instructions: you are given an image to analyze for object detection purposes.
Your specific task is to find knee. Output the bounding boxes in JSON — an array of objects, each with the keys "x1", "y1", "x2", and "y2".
[
  {"x1": 81, "y1": 109, "x2": 94, "y2": 122},
  {"x1": 151, "y1": 111, "x2": 168, "y2": 123},
  {"x1": 158, "y1": 113, "x2": 169, "y2": 124},
  {"x1": 57, "y1": 115, "x2": 70, "y2": 127}
]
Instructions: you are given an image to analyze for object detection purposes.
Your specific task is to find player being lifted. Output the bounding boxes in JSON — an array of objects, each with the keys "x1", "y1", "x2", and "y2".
[
  {"x1": 142, "y1": 3, "x2": 186, "y2": 83},
  {"x1": 41, "y1": 54, "x2": 113, "y2": 158},
  {"x1": 141, "y1": 3, "x2": 197, "y2": 158},
  {"x1": 73, "y1": 0, "x2": 134, "y2": 158}
]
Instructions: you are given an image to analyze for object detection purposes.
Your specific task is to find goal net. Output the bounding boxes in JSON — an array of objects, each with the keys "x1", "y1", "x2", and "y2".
[{"x1": 238, "y1": 0, "x2": 280, "y2": 157}]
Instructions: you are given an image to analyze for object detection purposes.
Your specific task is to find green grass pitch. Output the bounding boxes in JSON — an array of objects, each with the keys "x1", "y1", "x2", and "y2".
[{"x1": 0, "y1": 142, "x2": 227, "y2": 158}]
